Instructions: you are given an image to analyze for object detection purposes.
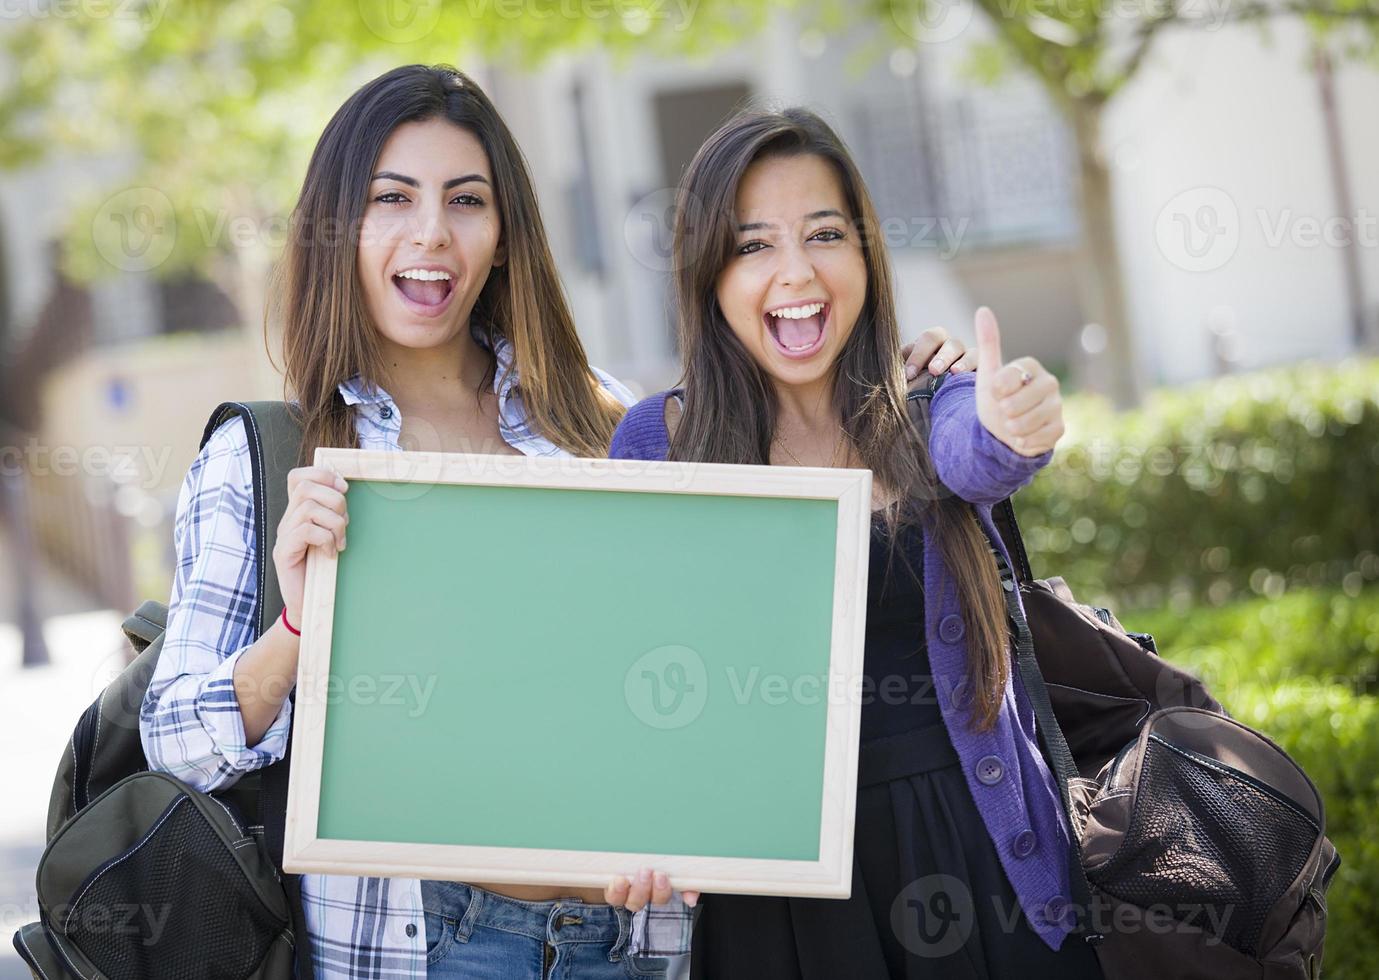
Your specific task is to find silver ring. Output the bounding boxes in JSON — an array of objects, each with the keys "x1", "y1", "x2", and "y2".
[{"x1": 1018, "y1": 368, "x2": 1033, "y2": 386}]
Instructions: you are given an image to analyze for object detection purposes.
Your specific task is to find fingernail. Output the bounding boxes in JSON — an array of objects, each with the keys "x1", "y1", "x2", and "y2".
[
  {"x1": 637, "y1": 868, "x2": 651, "y2": 883},
  {"x1": 906, "y1": 364, "x2": 918, "y2": 380},
  {"x1": 685, "y1": 893, "x2": 699, "y2": 908},
  {"x1": 654, "y1": 872, "x2": 668, "y2": 889},
  {"x1": 931, "y1": 359, "x2": 944, "y2": 371}
]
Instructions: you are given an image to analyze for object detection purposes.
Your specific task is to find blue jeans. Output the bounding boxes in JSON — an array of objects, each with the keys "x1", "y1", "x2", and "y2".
[{"x1": 422, "y1": 880, "x2": 670, "y2": 980}]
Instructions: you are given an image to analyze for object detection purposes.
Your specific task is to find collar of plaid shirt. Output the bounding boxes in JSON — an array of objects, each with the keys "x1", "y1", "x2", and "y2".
[{"x1": 335, "y1": 322, "x2": 635, "y2": 458}]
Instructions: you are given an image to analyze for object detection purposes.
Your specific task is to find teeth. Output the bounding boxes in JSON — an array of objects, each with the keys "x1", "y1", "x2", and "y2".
[
  {"x1": 769, "y1": 302, "x2": 824, "y2": 320},
  {"x1": 395, "y1": 268, "x2": 453, "y2": 281}
]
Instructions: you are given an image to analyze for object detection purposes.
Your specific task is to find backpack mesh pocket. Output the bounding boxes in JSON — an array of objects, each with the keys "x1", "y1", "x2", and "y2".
[
  {"x1": 64, "y1": 795, "x2": 286, "y2": 980},
  {"x1": 1088, "y1": 734, "x2": 1316, "y2": 957}
]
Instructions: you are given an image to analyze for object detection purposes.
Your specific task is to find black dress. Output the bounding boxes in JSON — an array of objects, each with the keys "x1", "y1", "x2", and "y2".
[{"x1": 688, "y1": 517, "x2": 1104, "y2": 980}]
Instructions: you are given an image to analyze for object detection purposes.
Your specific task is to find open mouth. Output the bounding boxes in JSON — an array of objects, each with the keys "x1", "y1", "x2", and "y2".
[
  {"x1": 764, "y1": 301, "x2": 829, "y2": 360},
  {"x1": 392, "y1": 268, "x2": 456, "y2": 317}
]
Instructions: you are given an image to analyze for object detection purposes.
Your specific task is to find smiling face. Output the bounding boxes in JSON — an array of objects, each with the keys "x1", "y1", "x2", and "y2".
[
  {"x1": 356, "y1": 117, "x2": 505, "y2": 357},
  {"x1": 714, "y1": 153, "x2": 868, "y2": 391}
]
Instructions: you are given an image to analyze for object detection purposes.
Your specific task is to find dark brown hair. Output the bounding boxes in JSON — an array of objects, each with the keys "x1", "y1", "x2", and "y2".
[
  {"x1": 669, "y1": 107, "x2": 1009, "y2": 731},
  {"x1": 270, "y1": 64, "x2": 623, "y2": 463}
]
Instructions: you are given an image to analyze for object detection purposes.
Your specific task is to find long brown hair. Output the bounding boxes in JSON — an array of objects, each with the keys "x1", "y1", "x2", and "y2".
[
  {"x1": 270, "y1": 64, "x2": 623, "y2": 462},
  {"x1": 669, "y1": 108, "x2": 1010, "y2": 731}
]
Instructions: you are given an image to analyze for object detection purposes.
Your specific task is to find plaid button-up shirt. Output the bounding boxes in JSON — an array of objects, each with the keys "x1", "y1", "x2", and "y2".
[{"x1": 140, "y1": 332, "x2": 695, "y2": 977}]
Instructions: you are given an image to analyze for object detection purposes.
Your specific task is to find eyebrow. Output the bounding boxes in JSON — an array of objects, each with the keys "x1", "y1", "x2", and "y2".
[
  {"x1": 737, "y1": 209, "x2": 846, "y2": 232},
  {"x1": 371, "y1": 171, "x2": 491, "y2": 189}
]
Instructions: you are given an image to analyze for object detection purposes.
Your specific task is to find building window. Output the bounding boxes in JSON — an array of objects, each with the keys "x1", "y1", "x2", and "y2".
[{"x1": 852, "y1": 82, "x2": 1077, "y2": 253}]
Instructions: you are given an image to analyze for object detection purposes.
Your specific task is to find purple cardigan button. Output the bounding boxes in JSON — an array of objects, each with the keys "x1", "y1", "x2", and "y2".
[
  {"x1": 1013, "y1": 829, "x2": 1037, "y2": 858},
  {"x1": 975, "y1": 754, "x2": 1005, "y2": 785},
  {"x1": 948, "y1": 679, "x2": 973, "y2": 710},
  {"x1": 939, "y1": 614, "x2": 965, "y2": 643},
  {"x1": 1043, "y1": 895, "x2": 1074, "y2": 928}
]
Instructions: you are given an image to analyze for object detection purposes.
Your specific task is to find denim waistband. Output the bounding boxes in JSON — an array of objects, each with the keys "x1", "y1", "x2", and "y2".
[{"x1": 421, "y1": 880, "x2": 634, "y2": 952}]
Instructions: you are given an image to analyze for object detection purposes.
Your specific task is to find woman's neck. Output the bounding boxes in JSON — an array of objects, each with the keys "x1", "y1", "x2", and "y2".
[
  {"x1": 378, "y1": 324, "x2": 493, "y2": 415},
  {"x1": 771, "y1": 375, "x2": 848, "y2": 466},
  {"x1": 773, "y1": 375, "x2": 838, "y2": 436}
]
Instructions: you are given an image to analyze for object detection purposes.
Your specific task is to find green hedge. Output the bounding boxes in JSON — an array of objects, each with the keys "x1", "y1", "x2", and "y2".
[
  {"x1": 1131, "y1": 588, "x2": 1379, "y2": 698},
  {"x1": 1015, "y1": 358, "x2": 1379, "y2": 612}
]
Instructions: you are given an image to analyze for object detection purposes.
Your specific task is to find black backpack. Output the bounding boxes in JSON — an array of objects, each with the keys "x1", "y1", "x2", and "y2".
[
  {"x1": 12, "y1": 401, "x2": 315, "y2": 980},
  {"x1": 910, "y1": 377, "x2": 1339, "y2": 978}
]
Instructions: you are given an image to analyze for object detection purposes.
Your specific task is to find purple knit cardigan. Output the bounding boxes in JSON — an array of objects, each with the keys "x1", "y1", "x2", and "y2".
[{"x1": 607, "y1": 369, "x2": 1076, "y2": 951}]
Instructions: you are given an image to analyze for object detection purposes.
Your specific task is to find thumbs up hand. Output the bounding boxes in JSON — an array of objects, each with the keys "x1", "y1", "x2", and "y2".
[{"x1": 973, "y1": 307, "x2": 1065, "y2": 457}]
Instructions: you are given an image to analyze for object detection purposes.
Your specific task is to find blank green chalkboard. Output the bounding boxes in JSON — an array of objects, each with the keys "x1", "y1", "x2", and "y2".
[{"x1": 284, "y1": 448, "x2": 872, "y2": 898}]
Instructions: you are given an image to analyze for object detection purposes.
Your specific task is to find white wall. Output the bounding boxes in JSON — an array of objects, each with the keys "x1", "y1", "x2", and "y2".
[{"x1": 1105, "y1": 18, "x2": 1378, "y2": 385}]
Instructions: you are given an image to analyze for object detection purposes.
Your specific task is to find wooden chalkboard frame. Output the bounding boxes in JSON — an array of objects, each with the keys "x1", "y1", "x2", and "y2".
[{"x1": 283, "y1": 447, "x2": 872, "y2": 898}]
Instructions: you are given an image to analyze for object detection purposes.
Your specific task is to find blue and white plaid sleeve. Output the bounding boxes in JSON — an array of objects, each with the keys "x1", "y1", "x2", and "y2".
[{"x1": 139, "y1": 416, "x2": 293, "y2": 793}]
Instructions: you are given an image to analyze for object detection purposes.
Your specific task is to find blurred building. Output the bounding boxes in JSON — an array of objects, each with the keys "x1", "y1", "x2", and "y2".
[
  {"x1": 491, "y1": 15, "x2": 1086, "y2": 393},
  {"x1": 493, "y1": 12, "x2": 1379, "y2": 393}
]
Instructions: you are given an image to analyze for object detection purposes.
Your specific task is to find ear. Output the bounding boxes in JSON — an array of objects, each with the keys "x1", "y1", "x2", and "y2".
[{"x1": 492, "y1": 236, "x2": 507, "y2": 269}]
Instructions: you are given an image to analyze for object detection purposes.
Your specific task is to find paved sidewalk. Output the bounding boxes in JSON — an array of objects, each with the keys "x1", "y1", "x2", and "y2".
[{"x1": 0, "y1": 522, "x2": 121, "y2": 979}]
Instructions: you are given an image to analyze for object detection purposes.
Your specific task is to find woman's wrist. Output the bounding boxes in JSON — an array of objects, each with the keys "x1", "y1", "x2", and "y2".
[{"x1": 279, "y1": 606, "x2": 302, "y2": 638}]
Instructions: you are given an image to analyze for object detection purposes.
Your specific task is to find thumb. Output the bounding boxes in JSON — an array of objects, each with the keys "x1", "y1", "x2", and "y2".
[{"x1": 975, "y1": 307, "x2": 1003, "y2": 382}]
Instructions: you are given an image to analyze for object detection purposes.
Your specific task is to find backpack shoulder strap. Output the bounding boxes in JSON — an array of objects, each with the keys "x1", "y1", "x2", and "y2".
[
  {"x1": 906, "y1": 372, "x2": 1036, "y2": 583},
  {"x1": 201, "y1": 400, "x2": 314, "y2": 979},
  {"x1": 200, "y1": 401, "x2": 304, "y2": 636}
]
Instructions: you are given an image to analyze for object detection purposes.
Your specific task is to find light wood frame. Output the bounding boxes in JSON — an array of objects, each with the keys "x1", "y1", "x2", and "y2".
[{"x1": 283, "y1": 447, "x2": 873, "y2": 898}]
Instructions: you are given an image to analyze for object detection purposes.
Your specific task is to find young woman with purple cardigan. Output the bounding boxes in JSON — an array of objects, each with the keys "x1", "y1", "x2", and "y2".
[{"x1": 607, "y1": 108, "x2": 1103, "y2": 979}]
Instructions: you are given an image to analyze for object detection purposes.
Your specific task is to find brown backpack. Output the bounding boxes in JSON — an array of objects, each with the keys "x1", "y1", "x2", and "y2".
[{"x1": 913, "y1": 380, "x2": 1339, "y2": 979}]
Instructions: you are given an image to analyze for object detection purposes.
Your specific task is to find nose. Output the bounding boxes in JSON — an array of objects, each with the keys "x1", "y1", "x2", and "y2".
[
  {"x1": 410, "y1": 201, "x2": 451, "y2": 252},
  {"x1": 774, "y1": 240, "x2": 815, "y2": 289}
]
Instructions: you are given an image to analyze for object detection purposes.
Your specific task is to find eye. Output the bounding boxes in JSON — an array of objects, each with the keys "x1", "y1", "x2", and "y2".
[
  {"x1": 374, "y1": 191, "x2": 409, "y2": 205},
  {"x1": 735, "y1": 240, "x2": 768, "y2": 256},
  {"x1": 810, "y1": 227, "x2": 845, "y2": 243},
  {"x1": 452, "y1": 192, "x2": 485, "y2": 208}
]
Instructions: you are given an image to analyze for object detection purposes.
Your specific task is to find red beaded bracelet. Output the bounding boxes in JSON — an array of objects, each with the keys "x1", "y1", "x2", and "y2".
[{"x1": 280, "y1": 607, "x2": 301, "y2": 637}]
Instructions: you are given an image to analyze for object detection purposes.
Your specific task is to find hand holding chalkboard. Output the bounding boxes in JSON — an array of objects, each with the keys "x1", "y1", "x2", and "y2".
[
  {"x1": 274, "y1": 465, "x2": 351, "y2": 627},
  {"x1": 973, "y1": 306, "x2": 1066, "y2": 458},
  {"x1": 605, "y1": 868, "x2": 700, "y2": 911}
]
